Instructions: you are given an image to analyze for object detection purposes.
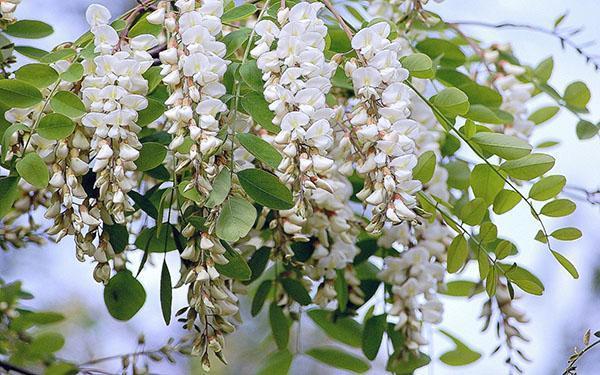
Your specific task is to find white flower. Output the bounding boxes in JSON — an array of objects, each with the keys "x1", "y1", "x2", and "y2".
[{"x1": 86, "y1": 4, "x2": 111, "y2": 27}]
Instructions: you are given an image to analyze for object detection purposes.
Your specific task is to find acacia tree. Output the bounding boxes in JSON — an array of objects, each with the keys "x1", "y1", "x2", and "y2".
[{"x1": 0, "y1": 0, "x2": 598, "y2": 374}]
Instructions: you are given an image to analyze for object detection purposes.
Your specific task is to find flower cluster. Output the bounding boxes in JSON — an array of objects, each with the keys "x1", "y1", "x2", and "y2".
[
  {"x1": 151, "y1": 0, "x2": 229, "y2": 198},
  {"x1": 252, "y1": 2, "x2": 338, "y2": 255},
  {"x1": 345, "y1": 22, "x2": 421, "y2": 234},
  {"x1": 148, "y1": 1, "x2": 238, "y2": 368},
  {"x1": 0, "y1": 0, "x2": 20, "y2": 23},
  {"x1": 61, "y1": 4, "x2": 157, "y2": 283},
  {"x1": 369, "y1": 0, "x2": 444, "y2": 22}
]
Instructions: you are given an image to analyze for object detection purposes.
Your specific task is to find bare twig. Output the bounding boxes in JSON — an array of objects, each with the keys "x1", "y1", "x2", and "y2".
[{"x1": 449, "y1": 20, "x2": 600, "y2": 71}]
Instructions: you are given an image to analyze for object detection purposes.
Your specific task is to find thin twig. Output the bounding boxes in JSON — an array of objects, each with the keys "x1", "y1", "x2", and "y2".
[
  {"x1": 449, "y1": 20, "x2": 600, "y2": 71},
  {"x1": 0, "y1": 360, "x2": 37, "y2": 375}
]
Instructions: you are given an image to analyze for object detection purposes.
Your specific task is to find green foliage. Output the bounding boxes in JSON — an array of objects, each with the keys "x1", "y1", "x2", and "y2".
[
  {"x1": 216, "y1": 196, "x2": 257, "y2": 242},
  {"x1": 306, "y1": 347, "x2": 370, "y2": 373},
  {"x1": 0, "y1": 79, "x2": 43, "y2": 108},
  {"x1": 37, "y1": 113, "x2": 75, "y2": 140},
  {"x1": 439, "y1": 330, "x2": 481, "y2": 366},
  {"x1": 16, "y1": 153, "x2": 49, "y2": 188},
  {"x1": 238, "y1": 168, "x2": 294, "y2": 210},
  {"x1": 103, "y1": 271, "x2": 146, "y2": 321},
  {"x1": 5, "y1": 20, "x2": 54, "y2": 39}
]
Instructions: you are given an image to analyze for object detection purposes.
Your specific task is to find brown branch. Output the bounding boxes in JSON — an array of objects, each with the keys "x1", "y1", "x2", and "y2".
[{"x1": 449, "y1": 20, "x2": 600, "y2": 71}]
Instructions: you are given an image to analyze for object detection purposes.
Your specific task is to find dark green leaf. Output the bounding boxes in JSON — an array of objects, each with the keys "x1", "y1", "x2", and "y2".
[
  {"x1": 236, "y1": 133, "x2": 282, "y2": 169},
  {"x1": 214, "y1": 240, "x2": 252, "y2": 281},
  {"x1": 280, "y1": 278, "x2": 311, "y2": 306},
  {"x1": 306, "y1": 347, "x2": 370, "y2": 373},
  {"x1": 238, "y1": 168, "x2": 293, "y2": 210},
  {"x1": 104, "y1": 271, "x2": 146, "y2": 321},
  {"x1": 251, "y1": 280, "x2": 272, "y2": 316},
  {"x1": 16, "y1": 152, "x2": 49, "y2": 188},
  {"x1": 215, "y1": 196, "x2": 257, "y2": 242},
  {"x1": 0, "y1": 79, "x2": 43, "y2": 108},
  {"x1": 269, "y1": 303, "x2": 289, "y2": 350},
  {"x1": 37, "y1": 113, "x2": 75, "y2": 140},
  {"x1": 5, "y1": 20, "x2": 53, "y2": 39},
  {"x1": 160, "y1": 261, "x2": 172, "y2": 325}
]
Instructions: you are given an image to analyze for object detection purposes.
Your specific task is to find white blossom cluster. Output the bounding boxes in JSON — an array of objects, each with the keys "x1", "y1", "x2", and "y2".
[
  {"x1": 369, "y1": 0, "x2": 444, "y2": 22},
  {"x1": 252, "y1": 2, "x2": 338, "y2": 251},
  {"x1": 345, "y1": 22, "x2": 421, "y2": 234},
  {"x1": 148, "y1": 1, "x2": 238, "y2": 366},
  {"x1": 58, "y1": 4, "x2": 156, "y2": 283},
  {"x1": 150, "y1": 0, "x2": 229, "y2": 198},
  {"x1": 0, "y1": 0, "x2": 20, "y2": 23},
  {"x1": 377, "y1": 81, "x2": 453, "y2": 352}
]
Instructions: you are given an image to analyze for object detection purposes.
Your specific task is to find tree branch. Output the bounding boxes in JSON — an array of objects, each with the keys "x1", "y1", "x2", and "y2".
[{"x1": 448, "y1": 20, "x2": 600, "y2": 71}]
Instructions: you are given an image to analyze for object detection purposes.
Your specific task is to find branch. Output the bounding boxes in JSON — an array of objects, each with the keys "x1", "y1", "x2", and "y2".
[
  {"x1": 448, "y1": 20, "x2": 600, "y2": 71},
  {"x1": 0, "y1": 360, "x2": 37, "y2": 375}
]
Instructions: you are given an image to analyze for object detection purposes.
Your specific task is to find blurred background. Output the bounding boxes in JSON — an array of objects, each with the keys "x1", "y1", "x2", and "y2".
[{"x1": 0, "y1": 0, "x2": 599, "y2": 374}]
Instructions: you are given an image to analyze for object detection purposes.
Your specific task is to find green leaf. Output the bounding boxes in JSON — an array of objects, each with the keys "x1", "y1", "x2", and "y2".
[
  {"x1": 362, "y1": 314, "x2": 386, "y2": 360},
  {"x1": 551, "y1": 250, "x2": 579, "y2": 278},
  {"x1": 135, "y1": 142, "x2": 167, "y2": 171},
  {"x1": 387, "y1": 352, "x2": 431, "y2": 374},
  {"x1": 128, "y1": 14, "x2": 162, "y2": 38},
  {"x1": 440, "y1": 280, "x2": 483, "y2": 297},
  {"x1": 499, "y1": 263, "x2": 545, "y2": 295},
  {"x1": 50, "y1": 91, "x2": 86, "y2": 118},
  {"x1": 239, "y1": 60, "x2": 264, "y2": 92},
  {"x1": 485, "y1": 267, "x2": 497, "y2": 297},
  {"x1": 16, "y1": 153, "x2": 49, "y2": 188},
  {"x1": 137, "y1": 98, "x2": 165, "y2": 126},
  {"x1": 104, "y1": 224, "x2": 128, "y2": 253},
  {"x1": 463, "y1": 105, "x2": 506, "y2": 124},
  {"x1": 551, "y1": 227, "x2": 582, "y2": 241},
  {"x1": 39, "y1": 48, "x2": 77, "y2": 64},
  {"x1": 444, "y1": 160, "x2": 470, "y2": 190},
  {"x1": 160, "y1": 261, "x2": 172, "y2": 325},
  {"x1": 416, "y1": 38, "x2": 466, "y2": 67},
  {"x1": 327, "y1": 25, "x2": 352, "y2": 53},
  {"x1": 222, "y1": 3, "x2": 257, "y2": 22},
  {"x1": 61, "y1": 63, "x2": 84, "y2": 83},
  {"x1": 223, "y1": 27, "x2": 251, "y2": 58},
  {"x1": 528, "y1": 106, "x2": 559, "y2": 125},
  {"x1": 0, "y1": 177, "x2": 19, "y2": 219},
  {"x1": 447, "y1": 235, "x2": 468, "y2": 273},
  {"x1": 5, "y1": 20, "x2": 54, "y2": 39},
  {"x1": 14, "y1": 64, "x2": 58, "y2": 88},
  {"x1": 251, "y1": 280, "x2": 272, "y2": 316},
  {"x1": 495, "y1": 240, "x2": 513, "y2": 260},
  {"x1": 334, "y1": 269, "x2": 348, "y2": 311},
  {"x1": 576, "y1": 120, "x2": 599, "y2": 140},
  {"x1": 436, "y1": 69, "x2": 502, "y2": 107},
  {"x1": 241, "y1": 92, "x2": 278, "y2": 133},
  {"x1": 439, "y1": 329, "x2": 482, "y2": 366},
  {"x1": 29, "y1": 332, "x2": 65, "y2": 356},
  {"x1": 459, "y1": 198, "x2": 487, "y2": 226},
  {"x1": 236, "y1": 133, "x2": 282, "y2": 169},
  {"x1": 501, "y1": 153, "x2": 555, "y2": 180},
  {"x1": 269, "y1": 303, "x2": 289, "y2": 350},
  {"x1": 143, "y1": 66, "x2": 163, "y2": 94},
  {"x1": 214, "y1": 240, "x2": 252, "y2": 281},
  {"x1": 431, "y1": 87, "x2": 470, "y2": 116},
  {"x1": 479, "y1": 222, "x2": 498, "y2": 243},
  {"x1": 470, "y1": 164, "x2": 504, "y2": 205},
  {"x1": 540, "y1": 199, "x2": 576, "y2": 217},
  {"x1": 134, "y1": 226, "x2": 179, "y2": 253},
  {"x1": 534, "y1": 56, "x2": 553, "y2": 82},
  {"x1": 281, "y1": 278, "x2": 311, "y2": 306},
  {"x1": 400, "y1": 53, "x2": 434, "y2": 79},
  {"x1": 563, "y1": 81, "x2": 590, "y2": 110},
  {"x1": 493, "y1": 189, "x2": 521, "y2": 214},
  {"x1": 215, "y1": 196, "x2": 257, "y2": 242},
  {"x1": 246, "y1": 246, "x2": 271, "y2": 284},
  {"x1": 237, "y1": 168, "x2": 293, "y2": 210},
  {"x1": 306, "y1": 347, "x2": 370, "y2": 373},
  {"x1": 0, "y1": 79, "x2": 43, "y2": 108},
  {"x1": 37, "y1": 113, "x2": 75, "y2": 140},
  {"x1": 307, "y1": 309, "x2": 362, "y2": 347},
  {"x1": 257, "y1": 350, "x2": 293, "y2": 375},
  {"x1": 412, "y1": 151, "x2": 436, "y2": 183},
  {"x1": 104, "y1": 270, "x2": 146, "y2": 321},
  {"x1": 529, "y1": 175, "x2": 566, "y2": 201},
  {"x1": 471, "y1": 132, "x2": 532, "y2": 160},
  {"x1": 205, "y1": 167, "x2": 232, "y2": 208},
  {"x1": 15, "y1": 46, "x2": 48, "y2": 60}
]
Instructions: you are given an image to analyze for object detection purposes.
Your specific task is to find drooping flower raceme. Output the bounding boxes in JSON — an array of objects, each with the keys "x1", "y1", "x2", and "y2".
[
  {"x1": 0, "y1": 0, "x2": 20, "y2": 23},
  {"x1": 77, "y1": 4, "x2": 156, "y2": 282},
  {"x1": 345, "y1": 22, "x2": 422, "y2": 234},
  {"x1": 148, "y1": 1, "x2": 238, "y2": 367},
  {"x1": 252, "y1": 2, "x2": 338, "y2": 255}
]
